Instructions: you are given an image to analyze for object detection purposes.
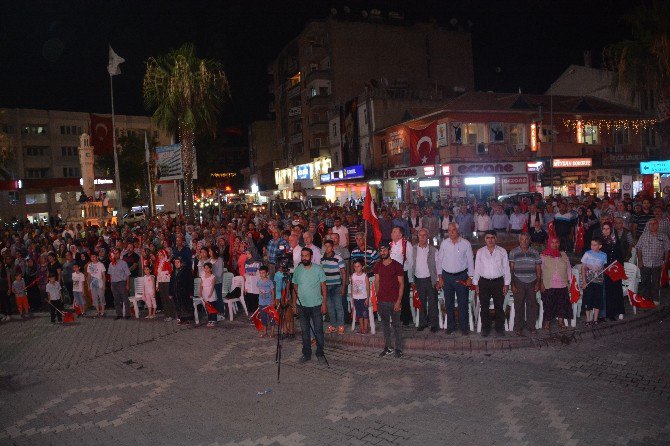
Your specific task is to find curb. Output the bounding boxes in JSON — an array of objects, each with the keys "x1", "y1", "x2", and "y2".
[{"x1": 325, "y1": 305, "x2": 669, "y2": 353}]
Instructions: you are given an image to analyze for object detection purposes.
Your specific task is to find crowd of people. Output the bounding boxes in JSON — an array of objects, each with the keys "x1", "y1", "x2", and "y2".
[{"x1": 0, "y1": 190, "x2": 668, "y2": 361}]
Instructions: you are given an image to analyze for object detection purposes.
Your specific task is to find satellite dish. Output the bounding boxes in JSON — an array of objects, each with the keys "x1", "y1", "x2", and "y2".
[
  {"x1": 330, "y1": 8, "x2": 337, "y2": 15},
  {"x1": 343, "y1": 6, "x2": 350, "y2": 13},
  {"x1": 362, "y1": 10, "x2": 368, "y2": 18}
]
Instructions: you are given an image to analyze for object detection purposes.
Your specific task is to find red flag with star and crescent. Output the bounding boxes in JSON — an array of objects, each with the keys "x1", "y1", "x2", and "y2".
[
  {"x1": 627, "y1": 289, "x2": 656, "y2": 309},
  {"x1": 605, "y1": 261, "x2": 628, "y2": 282},
  {"x1": 363, "y1": 184, "x2": 382, "y2": 248},
  {"x1": 574, "y1": 222, "x2": 585, "y2": 253},
  {"x1": 262, "y1": 305, "x2": 280, "y2": 325},
  {"x1": 570, "y1": 275, "x2": 581, "y2": 303},
  {"x1": 412, "y1": 289, "x2": 423, "y2": 310},
  {"x1": 409, "y1": 121, "x2": 438, "y2": 166},
  {"x1": 90, "y1": 114, "x2": 114, "y2": 155},
  {"x1": 250, "y1": 309, "x2": 264, "y2": 331}
]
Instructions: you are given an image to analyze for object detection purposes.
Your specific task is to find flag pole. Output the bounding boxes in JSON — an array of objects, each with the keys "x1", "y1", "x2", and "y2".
[
  {"x1": 110, "y1": 75, "x2": 124, "y2": 224},
  {"x1": 582, "y1": 261, "x2": 619, "y2": 288}
]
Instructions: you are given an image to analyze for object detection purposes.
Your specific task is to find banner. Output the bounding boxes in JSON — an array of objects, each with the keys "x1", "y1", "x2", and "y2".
[
  {"x1": 621, "y1": 175, "x2": 633, "y2": 198},
  {"x1": 437, "y1": 123, "x2": 448, "y2": 147},
  {"x1": 341, "y1": 98, "x2": 359, "y2": 167},
  {"x1": 89, "y1": 114, "x2": 114, "y2": 155},
  {"x1": 409, "y1": 121, "x2": 438, "y2": 166},
  {"x1": 155, "y1": 144, "x2": 198, "y2": 181},
  {"x1": 661, "y1": 175, "x2": 670, "y2": 198},
  {"x1": 642, "y1": 174, "x2": 654, "y2": 197},
  {"x1": 450, "y1": 122, "x2": 463, "y2": 144}
]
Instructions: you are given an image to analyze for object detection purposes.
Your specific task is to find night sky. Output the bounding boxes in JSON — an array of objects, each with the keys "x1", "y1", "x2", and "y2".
[{"x1": 0, "y1": 0, "x2": 641, "y2": 128}]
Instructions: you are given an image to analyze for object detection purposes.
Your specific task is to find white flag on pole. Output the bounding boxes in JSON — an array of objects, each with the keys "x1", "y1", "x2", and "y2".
[{"x1": 108, "y1": 46, "x2": 125, "y2": 76}]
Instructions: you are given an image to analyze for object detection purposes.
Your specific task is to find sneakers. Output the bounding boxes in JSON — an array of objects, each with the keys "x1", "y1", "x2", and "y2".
[
  {"x1": 206, "y1": 322, "x2": 215, "y2": 328},
  {"x1": 394, "y1": 349, "x2": 403, "y2": 358},
  {"x1": 337, "y1": 326, "x2": 345, "y2": 335},
  {"x1": 326, "y1": 325, "x2": 336, "y2": 334},
  {"x1": 379, "y1": 347, "x2": 394, "y2": 357}
]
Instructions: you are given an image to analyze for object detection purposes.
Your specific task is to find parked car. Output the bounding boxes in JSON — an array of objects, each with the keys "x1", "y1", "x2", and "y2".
[
  {"x1": 307, "y1": 195, "x2": 328, "y2": 210},
  {"x1": 123, "y1": 211, "x2": 146, "y2": 224},
  {"x1": 497, "y1": 192, "x2": 542, "y2": 204},
  {"x1": 268, "y1": 199, "x2": 307, "y2": 216}
]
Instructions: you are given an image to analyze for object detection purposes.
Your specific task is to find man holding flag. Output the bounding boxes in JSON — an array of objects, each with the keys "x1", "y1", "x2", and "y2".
[{"x1": 636, "y1": 219, "x2": 670, "y2": 304}]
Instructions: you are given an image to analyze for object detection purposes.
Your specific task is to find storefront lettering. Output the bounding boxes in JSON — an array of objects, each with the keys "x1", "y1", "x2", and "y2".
[
  {"x1": 457, "y1": 163, "x2": 515, "y2": 174},
  {"x1": 389, "y1": 168, "x2": 418, "y2": 179},
  {"x1": 502, "y1": 176, "x2": 528, "y2": 185}
]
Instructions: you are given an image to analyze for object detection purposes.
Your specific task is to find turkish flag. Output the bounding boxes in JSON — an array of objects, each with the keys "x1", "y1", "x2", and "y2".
[
  {"x1": 204, "y1": 301, "x2": 218, "y2": 315},
  {"x1": 412, "y1": 289, "x2": 422, "y2": 310},
  {"x1": 569, "y1": 275, "x2": 581, "y2": 303},
  {"x1": 262, "y1": 305, "x2": 280, "y2": 325},
  {"x1": 574, "y1": 222, "x2": 585, "y2": 253},
  {"x1": 605, "y1": 261, "x2": 628, "y2": 282},
  {"x1": 627, "y1": 289, "x2": 656, "y2": 309},
  {"x1": 73, "y1": 301, "x2": 84, "y2": 315},
  {"x1": 456, "y1": 280, "x2": 477, "y2": 291},
  {"x1": 409, "y1": 121, "x2": 438, "y2": 166},
  {"x1": 90, "y1": 114, "x2": 114, "y2": 155},
  {"x1": 370, "y1": 282, "x2": 378, "y2": 313},
  {"x1": 250, "y1": 309, "x2": 264, "y2": 331},
  {"x1": 363, "y1": 185, "x2": 382, "y2": 248},
  {"x1": 522, "y1": 218, "x2": 529, "y2": 233},
  {"x1": 547, "y1": 221, "x2": 556, "y2": 238}
]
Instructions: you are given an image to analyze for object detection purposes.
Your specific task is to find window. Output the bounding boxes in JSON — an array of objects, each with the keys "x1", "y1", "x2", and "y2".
[
  {"x1": 540, "y1": 125, "x2": 555, "y2": 143},
  {"x1": 62, "y1": 167, "x2": 80, "y2": 177},
  {"x1": 8, "y1": 191, "x2": 19, "y2": 205},
  {"x1": 643, "y1": 127, "x2": 657, "y2": 147},
  {"x1": 381, "y1": 138, "x2": 387, "y2": 155},
  {"x1": 463, "y1": 123, "x2": 486, "y2": 144},
  {"x1": 331, "y1": 122, "x2": 338, "y2": 138},
  {"x1": 25, "y1": 193, "x2": 48, "y2": 205},
  {"x1": 311, "y1": 86, "x2": 317, "y2": 97},
  {"x1": 584, "y1": 125, "x2": 599, "y2": 145},
  {"x1": 314, "y1": 138, "x2": 321, "y2": 148},
  {"x1": 319, "y1": 86, "x2": 328, "y2": 96},
  {"x1": 614, "y1": 127, "x2": 630, "y2": 145},
  {"x1": 55, "y1": 192, "x2": 82, "y2": 203},
  {"x1": 363, "y1": 107, "x2": 369, "y2": 125},
  {"x1": 508, "y1": 124, "x2": 525, "y2": 145},
  {"x1": 1, "y1": 124, "x2": 15, "y2": 133},
  {"x1": 25, "y1": 146, "x2": 47, "y2": 156},
  {"x1": 25, "y1": 168, "x2": 49, "y2": 178},
  {"x1": 21, "y1": 124, "x2": 48, "y2": 135},
  {"x1": 61, "y1": 146, "x2": 78, "y2": 157}
]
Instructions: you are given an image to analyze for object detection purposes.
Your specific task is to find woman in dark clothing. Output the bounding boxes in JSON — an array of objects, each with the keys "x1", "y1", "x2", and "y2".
[
  {"x1": 169, "y1": 257, "x2": 194, "y2": 324},
  {"x1": 582, "y1": 207, "x2": 600, "y2": 255},
  {"x1": 600, "y1": 221, "x2": 625, "y2": 320}
]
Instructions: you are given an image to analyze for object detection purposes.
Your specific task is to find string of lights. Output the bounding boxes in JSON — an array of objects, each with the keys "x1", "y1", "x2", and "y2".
[{"x1": 562, "y1": 118, "x2": 657, "y2": 133}]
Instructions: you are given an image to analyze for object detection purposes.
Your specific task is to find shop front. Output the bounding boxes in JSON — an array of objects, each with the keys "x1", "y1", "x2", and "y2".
[
  {"x1": 273, "y1": 157, "x2": 332, "y2": 199},
  {"x1": 383, "y1": 165, "x2": 441, "y2": 203},
  {"x1": 320, "y1": 164, "x2": 371, "y2": 204},
  {"x1": 444, "y1": 162, "x2": 533, "y2": 200},
  {"x1": 640, "y1": 159, "x2": 670, "y2": 198}
]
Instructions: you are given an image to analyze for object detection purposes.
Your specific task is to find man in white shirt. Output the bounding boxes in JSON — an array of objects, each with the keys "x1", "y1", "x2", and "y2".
[
  {"x1": 509, "y1": 205, "x2": 527, "y2": 234},
  {"x1": 302, "y1": 232, "x2": 322, "y2": 265},
  {"x1": 473, "y1": 230, "x2": 511, "y2": 337},
  {"x1": 288, "y1": 234, "x2": 302, "y2": 273},
  {"x1": 437, "y1": 222, "x2": 474, "y2": 335},
  {"x1": 474, "y1": 206, "x2": 492, "y2": 234},
  {"x1": 408, "y1": 228, "x2": 439, "y2": 332},
  {"x1": 390, "y1": 226, "x2": 414, "y2": 325},
  {"x1": 331, "y1": 217, "x2": 349, "y2": 249}
]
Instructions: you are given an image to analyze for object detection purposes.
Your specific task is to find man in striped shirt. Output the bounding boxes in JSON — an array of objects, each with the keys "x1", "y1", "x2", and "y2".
[
  {"x1": 350, "y1": 233, "x2": 379, "y2": 277},
  {"x1": 321, "y1": 240, "x2": 347, "y2": 334},
  {"x1": 508, "y1": 233, "x2": 542, "y2": 335}
]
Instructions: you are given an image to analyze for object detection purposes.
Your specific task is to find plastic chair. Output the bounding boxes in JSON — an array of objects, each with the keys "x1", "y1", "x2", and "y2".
[
  {"x1": 223, "y1": 276, "x2": 248, "y2": 321},
  {"x1": 129, "y1": 277, "x2": 145, "y2": 319},
  {"x1": 442, "y1": 289, "x2": 475, "y2": 332},
  {"x1": 192, "y1": 278, "x2": 205, "y2": 324},
  {"x1": 623, "y1": 262, "x2": 641, "y2": 315},
  {"x1": 569, "y1": 265, "x2": 583, "y2": 327},
  {"x1": 504, "y1": 291, "x2": 514, "y2": 332}
]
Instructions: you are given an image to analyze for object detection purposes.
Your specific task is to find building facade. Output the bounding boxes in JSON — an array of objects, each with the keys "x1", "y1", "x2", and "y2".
[
  {"x1": 269, "y1": 17, "x2": 474, "y2": 199},
  {"x1": 248, "y1": 120, "x2": 278, "y2": 202},
  {"x1": 374, "y1": 91, "x2": 659, "y2": 203},
  {"x1": 0, "y1": 108, "x2": 171, "y2": 222}
]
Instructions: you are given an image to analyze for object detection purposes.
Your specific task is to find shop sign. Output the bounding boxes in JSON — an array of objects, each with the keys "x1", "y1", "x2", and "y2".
[
  {"x1": 588, "y1": 169, "x2": 622, "y2": 181},
  {"x1": 526, "y1": 161, "x2": 544, "y2": 172},
  {"x1": 343, "y1": 164, "x2": 364, "y2": 179},
  {"x1": 320, "y1": 173, "x2": 331, "y2": 184},
  {"x1": 552, "y1": 158, "x2": 592, "y2": 168},
  {"x1": 453, "y1": 162, "x2": 526, "y2": 175},
  {"x1": 621, "y1": 175, "x2": 632, "y2": 196},
  {"x1": 441, "y1": 164, "x2": 451, "y2": 176},
  {"x1": 386, "y1": 167, "x2": 425, "y2": 179},
  {"x1": 501, "y1": 175, "x2": 529, "y2": 194},
  {"x1": 640, "y1": 159, "x2": 670, "y2": 174},
  {"x1": 603, "y1": 153, "x2": 646, "y2": 166},
  {"x1": 296, "y1": 164, "x2": 311, "y2": 180}
]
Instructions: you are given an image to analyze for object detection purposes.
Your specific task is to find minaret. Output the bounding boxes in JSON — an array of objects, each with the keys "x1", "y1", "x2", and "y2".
[{"x1": 79, "y1": 133, "x2": 95, "y2": 199}]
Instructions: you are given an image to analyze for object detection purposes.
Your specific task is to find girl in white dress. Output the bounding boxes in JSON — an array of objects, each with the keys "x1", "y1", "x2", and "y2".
[{"x1": 142, "y1": 266, "x2": 157, "y2": 319}]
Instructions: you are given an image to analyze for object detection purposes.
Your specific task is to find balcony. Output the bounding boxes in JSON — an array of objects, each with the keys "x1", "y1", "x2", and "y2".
[
  {"x1": 304, "y1": 68, "x2": 331, "y2": 85},
  {"x1": 306, "y1": 93, "x2": 331, "y2": 108}
]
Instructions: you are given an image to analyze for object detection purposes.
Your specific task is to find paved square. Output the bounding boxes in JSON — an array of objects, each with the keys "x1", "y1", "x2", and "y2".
[{"x1": 0, "y1": 312, "x2": 669, "y2": 445}]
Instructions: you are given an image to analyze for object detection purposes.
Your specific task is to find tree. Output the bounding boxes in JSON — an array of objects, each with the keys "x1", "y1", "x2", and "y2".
[
  {"x1": 604, "y1": 1, "x2": 670, "y2": 133},
  {"x1": 143, "y1": 43, "x2": 230, "y2": 219},
  {"x1": 98, "y1": 133, "x2": 155, "y2": 211}
]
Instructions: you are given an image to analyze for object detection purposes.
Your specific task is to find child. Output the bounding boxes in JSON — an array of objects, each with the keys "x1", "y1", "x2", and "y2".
[
  {"x1": 12, "y1": 272, "x2": 30, "y2": 320},
  {"x1": 274, "y1": 264, "x2": 294, "y2": 338},
  {"x1": 256, "y1": 265, "x2": 276, "y2": 338},
  {"x1": 200, "y1": 262, "x2": 220, "y2": 328},
  {"x1": 71, "y1": 263, "x2": 86, "y2": 317},
  {"x1": 46, "y1": 273, "x2": 64, "y2": 323},
  {"x1": 581, "y1": 237, "x2": 607, "y2": 325},
  {"x1": 142, "y1": 266, "x2": 157, "y2": 319},
  {"x1": 530, "y1": 219, "x2": 548, "y2": 252},
  {"x1": 351, "y1": 259, "x2": 370, "y2": 334}
]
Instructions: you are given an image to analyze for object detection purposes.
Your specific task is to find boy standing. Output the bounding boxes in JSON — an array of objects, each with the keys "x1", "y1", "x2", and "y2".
[
  {"x1": 46, "y1": 274, "x2": 63, "y2": 323},
  {"x1": 71, "y1": 263, "x2": 86, "y2": 317},
  {"x1": 12, "y1": 272, "x2": 30, "y2": 320},
  {"x1": 581, "y1": 237, "x2": 607, "y2": 325}
]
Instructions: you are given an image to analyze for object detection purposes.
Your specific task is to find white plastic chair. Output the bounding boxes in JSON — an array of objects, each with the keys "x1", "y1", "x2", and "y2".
[
  {"x1": 570, "y1": 265, "x2": 583, "y2": 327},
  {"x1": 223, "y1": 276, "x2": 248, "y2": 321},
  {"x1": 536, "y1": 291, "x2": 544, "y2": 329},
  {"x1": 623, "y1": 262, "x2": 641, "y2": 315},
  {"x1": 443, "y1": 289, "x2": 475, "y2": 332},
  {"x1": 504, "y1": 292, "x2": 514, "y2": 332},
  {"x1": 129, "y1": 277, "x2": 145, "y2": 319},
  {"x1": 192, "y1": 278, "x2": 205, "y2": 324}
]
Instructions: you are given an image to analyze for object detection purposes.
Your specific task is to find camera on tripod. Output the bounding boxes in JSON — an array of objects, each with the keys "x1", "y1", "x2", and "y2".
[{"x1": 276, "y1": 244, "x2": 293, "y2": 273}]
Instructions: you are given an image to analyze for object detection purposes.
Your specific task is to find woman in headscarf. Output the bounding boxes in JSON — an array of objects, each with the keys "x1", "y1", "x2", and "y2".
[
  {"x1": 169, "y1": 256, "x2": 194, "y2": 325},
  {"x1": 539, "y1": 237, "x2": 573, "y2": 331},
  {"x1": 600, "y1": 221, "x2": 625, "y2": 320}
]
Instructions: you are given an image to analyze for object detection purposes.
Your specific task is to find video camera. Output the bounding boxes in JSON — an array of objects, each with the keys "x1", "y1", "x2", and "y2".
[{"x1": 276, "y1": 244, "x2": 293, "y2": 273}]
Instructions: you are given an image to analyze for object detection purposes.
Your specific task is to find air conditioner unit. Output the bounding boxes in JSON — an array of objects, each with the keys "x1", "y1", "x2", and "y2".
[{"x1": 476, "y1": 143, "x2": 488, "y2": 155}]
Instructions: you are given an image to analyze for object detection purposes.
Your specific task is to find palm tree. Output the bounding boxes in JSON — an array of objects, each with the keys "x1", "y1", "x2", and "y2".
[
  {"x1": 604, "y1": 1, "x2": 670, "y2": 132},
  {"x1": 143, "y1": 43, "x2": 230, "y2": 219}
]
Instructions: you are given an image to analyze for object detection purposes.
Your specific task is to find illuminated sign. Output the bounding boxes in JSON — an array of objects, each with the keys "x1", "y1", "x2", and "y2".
[
  {"x1": 419, "y1": 179, "x2": 440, "y2": 188},
  {"x1": 454, "y1": 162, "x2": 526, "y2": 175},
  {"x1": 640, "y1": 159, "x2": 670, "y2": 174},
  {"x1": 576, "y1": 120, "x2": 583, "y2": 144},
  {"x1": 296, "y1": 164, "x2": 311, "y2": 180},
  {"x1": 530, "y1": 123, "x2": 538, "y2": 152},
  {"x1": 387, "y1": 167, "x2": 418, "y2": 179},
  {"x1": 343, "y1": 164, "x2": 364, "y2": 179},
  {"x1": 423, "y1": 165, "x2": 436, "y2": 176},
  {"x1": 441, "y1": 164, "x2": 451, "y2": 176},
  {"x1": 552, "y1": 158, "x2": 592, "y2": 168},
  {"x1": 320, "y1": 173, "x2": 331, "y2": 183},
  {"x1": 526, "y1": 161, "x2": 543, "y2": 172},
  {"x1": 464, "y1": 176, "x2": 496, "y2": 185}
]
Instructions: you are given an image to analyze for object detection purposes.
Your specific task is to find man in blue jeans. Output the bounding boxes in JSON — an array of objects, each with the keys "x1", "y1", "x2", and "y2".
[
  {"x1": 436, "y1": 222, "x2": 475, "y2": 335},
  {"x1": 292, "y1": 247, "x2": 328, "y2": 363}
]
